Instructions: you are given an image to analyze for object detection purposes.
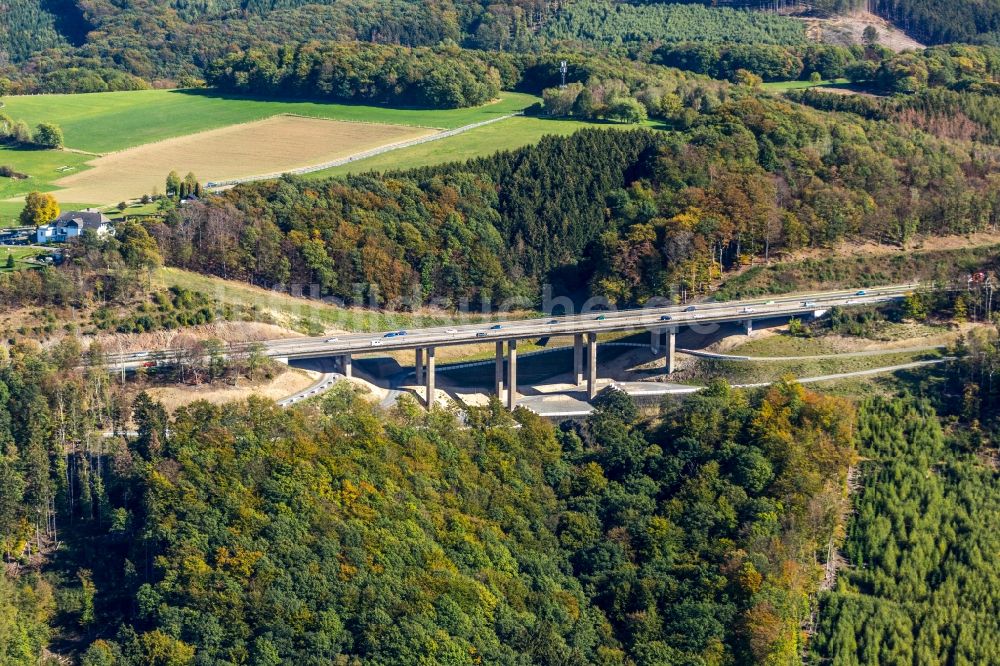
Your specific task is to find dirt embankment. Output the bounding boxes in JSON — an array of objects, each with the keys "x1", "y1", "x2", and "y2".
[
  {"x1": 800, "y1": 10, "x2": 924, "y2": 52},
  {"x1": 143, "y1": 367, "x2": 317, "y2": 412},
  {"x1": 90, "y1": 321, "x2": 302, "y2": 354}
]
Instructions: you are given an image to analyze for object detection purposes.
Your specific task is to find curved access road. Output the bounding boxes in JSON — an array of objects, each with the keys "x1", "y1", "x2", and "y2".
[
  {"x1": 522, "y1": 356, "x2": 954, "y2": 417},
  {"x1": 680, "y1": 343, "x2": 948, "y2": 362}
]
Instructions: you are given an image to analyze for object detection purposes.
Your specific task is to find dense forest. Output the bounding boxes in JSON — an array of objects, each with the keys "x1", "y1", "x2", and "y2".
[
  {"x1": 5, "y1": 0, "x2": 999, "y2": 93},
  {"x1": 0, "y1": 0, "x2": 799, "y2": 92},
  {"x1": 811, "y1": 396, "x2": 1000, "y2": 664},
  {"x1": 147, "y1": 85, "x2": 1000, "y2": 306},
  {"x1": 538, "y1": 0, "x2": 807, "y2": 49},
  {"x1": 0, "y1": 310, "x2": 995, "y2": 663},
  {"x1": 0, "y1": 344, "x2": 858, "y2": 664},
  {"x1": 0, "y1": 0, "x2": 77, "y2": 62},
  {"x1": 652, "y1": 41, "x2": 1000, "y2": 88},
  {"x1": 872, "y1": 0, "x2": 1000, "y2": 45},
  {"x1": 3, "y1": 0, "x2": 1000, "y2": 664},
  {"x1": 205, "y1": 42, "x2": 502, "y2": 108}
]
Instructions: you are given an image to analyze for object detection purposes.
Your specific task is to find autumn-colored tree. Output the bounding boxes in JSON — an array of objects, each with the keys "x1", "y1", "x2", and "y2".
[
  {"x1": 19, "y1": 191, "x2": 59, "y2": 226},
  {"x1": 165, "y1": 171, "x2": 181, "y2": 198}
]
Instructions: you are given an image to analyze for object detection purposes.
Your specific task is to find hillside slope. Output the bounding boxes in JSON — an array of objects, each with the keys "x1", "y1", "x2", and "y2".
[
  {"x1": 872, "y1": 0, "x2": 1000, "y2": 44},
  {"x1": 0, "y1": 0, "x2": 78, "y2": 62}
]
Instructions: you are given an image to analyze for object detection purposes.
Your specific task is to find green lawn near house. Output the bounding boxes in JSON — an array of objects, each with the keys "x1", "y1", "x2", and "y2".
[
  {"x1": 0, "y1": 245, "x2": 51, "y2": 271},
  {"x1": 0, "y1": 146, "x2": 93, "y2": 206}
]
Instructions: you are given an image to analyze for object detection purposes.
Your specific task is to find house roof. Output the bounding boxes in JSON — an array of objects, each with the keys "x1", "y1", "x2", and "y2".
[{"x1": 51, "y1": 209, "x2": 109, "y2": 231}]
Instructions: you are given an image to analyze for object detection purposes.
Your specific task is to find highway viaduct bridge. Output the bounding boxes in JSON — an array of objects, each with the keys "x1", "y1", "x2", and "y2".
[{"x1": 107, "y1": 285, "x2": 917, "y2": 410}]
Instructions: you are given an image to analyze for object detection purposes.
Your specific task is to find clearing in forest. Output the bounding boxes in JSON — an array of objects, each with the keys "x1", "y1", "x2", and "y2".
[
  {"x1": 803, "y1": 11, "x2": 924, "y2": 52},
  {"x1": 50, "y1": 115, "x2": 438, "y2": 204}
]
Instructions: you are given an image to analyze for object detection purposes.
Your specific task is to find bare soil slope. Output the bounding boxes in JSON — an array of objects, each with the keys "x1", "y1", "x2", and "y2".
[{"x1": 802, "y1": 11, "x2": 924, "y2": 51}]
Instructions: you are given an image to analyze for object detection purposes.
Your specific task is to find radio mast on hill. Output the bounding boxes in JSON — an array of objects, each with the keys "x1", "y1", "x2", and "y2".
[{"x1": 560, "y1": 60, "x2": 567, "y2": 88}]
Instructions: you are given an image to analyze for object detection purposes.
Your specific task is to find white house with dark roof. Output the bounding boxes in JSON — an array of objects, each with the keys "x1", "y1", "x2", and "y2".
[{"x1": 36, "y1": 209, "x2": 112, "y2": 244}]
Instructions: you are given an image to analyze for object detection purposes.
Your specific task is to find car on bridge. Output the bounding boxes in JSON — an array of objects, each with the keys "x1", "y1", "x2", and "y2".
[
  {"x1": 325, "y1": 337, "x2": 339, "y2": 343},
  {"x1": 741, "y1": 307, "x2": 755, "y2": 314},
  {"x1": 489, "y1": 324, "x2": 502, "y2": 330},
  {"x1": 684, "y1": 305, "x2": 697, "y2": 312},
  {"x1": 446, "y1": 328, "x2": 458, "y2": 334},
  {"x1": 659, "y1": 315, "x2": 672, "y2": 321},
  {"x1": 476, "y1": 332, "x2": 488, "y2": 338},
  {"x1": 596, "y1": 315, "x2": 607, "y2": 321},
  {"x1": 855, "y1": 290, "x2": 867, "y2": 295},
  {"x1": 371, "y1": 340, "x2": 384, "y2": 346},
  {"x1": 802, "y1": 301, "x2": 817, "y2": 307}
]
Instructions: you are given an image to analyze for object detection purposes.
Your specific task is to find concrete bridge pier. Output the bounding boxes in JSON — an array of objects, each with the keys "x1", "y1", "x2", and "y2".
[
  {"x1": 651, "y1": 329, "x2": 661, "y2": 354},
  {"x1": 507, "y1": 340, "x2": 518, "y2": 410},
  {"x1": 573, "y1": 334, "x2": 584, "y2": 385},
  {"x1": 424, "y1": 347, "x2": 435, "y2": 408},
  {"x1": 743, "y1": 319, "x2": 754, "y2": 336},
  {"x1": 494, "y1": 341, "x2": 504, "y2": 397},
  {"x1": 665, "y1": 327, "x2": 676, "y2": 374},
  {"x1": 415, "y1": 348, "x2": 424, "y2": 384},
  {"x1": 340, "y1": 354, "x2": 352, "y2": 378},
  {"x1": 587, "y1": 333, "x2": 598, "y2": 400}
]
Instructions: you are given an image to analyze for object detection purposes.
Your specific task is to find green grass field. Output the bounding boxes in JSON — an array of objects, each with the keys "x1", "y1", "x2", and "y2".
[
  {"x1": 0, "y1": 147, "x2": 92, "y2": 197},
  {"x1": 762, "y1": 78, "x2": 850, "y2": 92},
  {"x1": 0, "y1": 89, "x2": 642, "y2": 226},
  {"x1": 309, "y1": 116, "x2": 617, "y2": 178},
  {"x1": 0, "y1": 245, "x2": 51, "y2": 271},
  {"x1": 0, "y1": 89, "x2": 540, "y2": 154},
  {"x1": 0, "y1": 89, "x2": 546, "y2": 221}
]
